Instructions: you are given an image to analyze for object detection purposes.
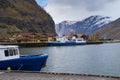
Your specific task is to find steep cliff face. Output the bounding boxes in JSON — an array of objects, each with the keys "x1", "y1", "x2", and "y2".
[{"x1": 0, "y1": 0, "x2": 55, "y2": 39}]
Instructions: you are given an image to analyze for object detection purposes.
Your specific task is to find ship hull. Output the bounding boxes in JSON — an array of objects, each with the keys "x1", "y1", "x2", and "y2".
[
  {"x1": 48, "y1": 41, "x2": 86, "y2": 46},
  {"x1": 0, "y1": 54, "x2": 48, "y2": 71}
]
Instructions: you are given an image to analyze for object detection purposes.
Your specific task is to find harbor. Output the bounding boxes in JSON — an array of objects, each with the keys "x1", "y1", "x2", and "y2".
[
  {"x1": 20, "y1": 43, "x2": 120, "y2": 76},
  {"x1": 0, "y1": 72, "x2": 119, "y2": 80},
  {"x1": 0, "y1": 0, "x2": 120, "y2": 80}
]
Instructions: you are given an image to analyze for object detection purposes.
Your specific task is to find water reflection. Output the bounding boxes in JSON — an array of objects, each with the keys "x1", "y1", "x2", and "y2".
[{"x1": 20, "y1": 43, "x2": 120, "y2": 76}]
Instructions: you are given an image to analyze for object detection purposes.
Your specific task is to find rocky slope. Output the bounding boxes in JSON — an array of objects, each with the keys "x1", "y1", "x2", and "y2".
[
  {"x1": 56, "y1": 15, "x2": 111, "y2": 36},
  {"x1": 96, "y1": 18, "x2": 120, "y2": 39},
  {"x1": 0, "y1": 0, "x2": 55, "y2": 39}
]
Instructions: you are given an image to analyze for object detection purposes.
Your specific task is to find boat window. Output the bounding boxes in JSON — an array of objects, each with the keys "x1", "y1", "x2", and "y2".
[
  {"x1": 9, "y1": 49, "x2": 13, "y2": 56},
  {"x1": 4, "y1": 49, "x2": 18, "y2": 57},
  {"x1": 13, "y1": 49, "x2": 18, "y2": 55},
  {"x1": 13, "y1": 49, "x2": 16, "y2": 55},
  {"x1": 4, "y1": 50, "x2": 9, "y2": 57},
  {"x1": 15, "y1": 49, "x2": 18, "y2": 55}
]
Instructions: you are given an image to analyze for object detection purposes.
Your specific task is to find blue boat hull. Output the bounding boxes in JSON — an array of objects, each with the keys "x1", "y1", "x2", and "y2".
[
  {"x1": 0, "y1": 54, "x2": 48, "y2": 71},
  {"x1": 48, "y1": 42, "x2": 86, "y2": 46}
]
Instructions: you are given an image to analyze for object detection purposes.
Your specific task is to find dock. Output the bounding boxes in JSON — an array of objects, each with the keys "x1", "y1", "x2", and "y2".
[
  {"x1": 86, "y1": 41, "x2": 103, "y2": 44},
  {"x1": 0, "y1": 42, "x2": 50, "y2": 47},
  {"x1": 0, "y1": 41, "x2": 104, "y2": 47},
  {"x1": 0, "y1": 72, "x2": 119, "y2": 80}
]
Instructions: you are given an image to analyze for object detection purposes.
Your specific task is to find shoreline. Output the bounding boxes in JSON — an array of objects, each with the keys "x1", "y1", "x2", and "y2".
[
  {"x1": 0, "y1": 41, "x2": 119, "y2": 47},
  {"x1": 0, "y1": 42, "x2": 50, "y2": 47},
  {"x1": 0, "y1": 42, "x2": 103, "y2": 47}
]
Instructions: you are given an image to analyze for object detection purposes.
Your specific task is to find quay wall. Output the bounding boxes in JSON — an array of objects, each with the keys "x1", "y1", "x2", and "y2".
[
  {"x1": 0, "y1": 72, "x2": 120, "y2": 80},
  {"x1": 0, "y1": 42, "x2": 104, "y2": 47},
  {"x1": 0, "y1": 42, "x2": 50, "y2": 47}
]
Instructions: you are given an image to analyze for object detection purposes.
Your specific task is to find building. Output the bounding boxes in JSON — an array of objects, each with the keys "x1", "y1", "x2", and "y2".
[{"x1": 10, "y1": 33, "x2": 55, "y2": 43}]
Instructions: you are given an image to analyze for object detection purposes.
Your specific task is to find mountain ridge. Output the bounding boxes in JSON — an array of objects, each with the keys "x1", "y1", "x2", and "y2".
[
  {"x1": 96, "y1": 18, "x2": 120, "y2": 39},
  {"x1": 0, "y1": 0, "x2": 55, "y2": 39},
  {"x1": 56, "y1": 15, "x2": 111, "y2": 36}
]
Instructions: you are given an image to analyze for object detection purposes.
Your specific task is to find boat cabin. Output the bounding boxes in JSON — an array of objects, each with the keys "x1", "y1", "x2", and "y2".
[{"x1": 0, "y1": 45, "x2": 20, "y2": 61}]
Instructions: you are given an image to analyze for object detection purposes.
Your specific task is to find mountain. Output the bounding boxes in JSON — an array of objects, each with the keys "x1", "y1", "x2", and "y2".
[
  {"x1": 56, "y1": 15, "x2": 111, "y2": 36},
  {"x1": 96, "y1": 18, "x2": 120, "y2": 39},
  {"x1": 0, "y1": 0, "x2": 55, "y2": 39},
  {"x1": 55, "y1": 20, "x2": 77, "y2": 35}
]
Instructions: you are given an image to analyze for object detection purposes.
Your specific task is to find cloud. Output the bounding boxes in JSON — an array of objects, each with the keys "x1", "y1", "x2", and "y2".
[
  {"x1": 82, "y1": 0, "x2": 117, "y2": 11},
  {"x1": 44, "y1": 0, "x2": 120, "y2": 23},
  {"x1": 46, "y1": 0, "x2": 118, "y2": 11}
]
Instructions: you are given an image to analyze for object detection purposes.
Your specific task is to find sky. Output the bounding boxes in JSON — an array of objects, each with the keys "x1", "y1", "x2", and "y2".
[{"x1": 36, "y1": 0, "x2": 120, "y2": 24}]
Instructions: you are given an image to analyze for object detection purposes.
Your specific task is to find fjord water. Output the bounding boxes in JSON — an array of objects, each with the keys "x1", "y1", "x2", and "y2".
[{"x1": 20, "y1": 43, "x2": 120, "y2": 76}]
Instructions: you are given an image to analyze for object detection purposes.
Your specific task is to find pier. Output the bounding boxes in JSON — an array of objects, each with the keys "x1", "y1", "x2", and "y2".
[
  {"x1": 0, "y1": 42, "x2": 50, "y2": 47},
  {"x1": 0, "y1": 41, "x2": 104, "y2": 47},
  {"x1": 86, "y1": 41, "x2": 103, "y2": 44},
  {"x1": 0, "y1": 72, "x2": 119, "y2": 80}
]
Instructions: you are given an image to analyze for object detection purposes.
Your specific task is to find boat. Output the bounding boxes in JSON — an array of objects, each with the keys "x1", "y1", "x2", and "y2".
[
  {"x1": 0, "y1": 45, "x2": 48, "y2": 71},
  {"x1": 48, "y1": 35, "x2": 86, "y2": 46},
  {"x1": 48, "y1": 41, "x2": 86, "y2": 46}
]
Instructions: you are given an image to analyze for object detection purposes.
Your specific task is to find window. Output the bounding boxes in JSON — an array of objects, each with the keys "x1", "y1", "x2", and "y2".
[
  {"x1": 4, "y1": 49, "x2": 18, "y2": 57},
  {"x1": 15, "y1": 49, "x2": 18, "y2": 55},
  {"x1": 4, "y1": 50, "x2": 9, "y2": 57},
  {"x1": 13, "y1": 49, "x2": 16, "y2": 55},
  {"x1": 13, "y1": 49, "x2": 18, "y2": 55},
  {"x1": 9, "y1": 49, "x2": 13, "y2": 56}
]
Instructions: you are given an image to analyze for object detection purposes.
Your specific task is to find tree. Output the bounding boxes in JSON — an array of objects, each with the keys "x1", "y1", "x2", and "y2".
[{"x1": 89, "y1": 32, "x2": 100, "y2": 41}]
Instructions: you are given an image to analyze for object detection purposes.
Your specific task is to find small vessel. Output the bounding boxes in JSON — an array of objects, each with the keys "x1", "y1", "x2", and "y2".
[
  {"x1": 48, "y1": 36, "x2": 86, "y2": 46},
  {"x1": 0, "y1": 45, "x2": 48, "y2": 71}
]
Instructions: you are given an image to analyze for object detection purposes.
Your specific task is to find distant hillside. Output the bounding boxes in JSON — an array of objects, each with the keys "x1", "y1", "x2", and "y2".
[
  {"x1": 96, "y1": 18, "x2": 120, "y2": 39},
  {"x1": 0, "y1": 0, "x2": 55, "y2": 39},
  {"x1": 56, "y1": 15, "x2": 111, "y2": 36}
]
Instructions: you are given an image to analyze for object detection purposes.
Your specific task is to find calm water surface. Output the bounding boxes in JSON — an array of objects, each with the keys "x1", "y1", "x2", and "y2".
[{"x1": 20, "y1": 43, "x2": 120, "y2": 76}]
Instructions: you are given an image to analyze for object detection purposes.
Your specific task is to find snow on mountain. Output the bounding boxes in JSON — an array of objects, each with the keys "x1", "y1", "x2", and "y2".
[
  {"x1": 55, "y1": 20, "x2": 77, "y2": 35},
  {"x1": 56, "y1": 15, "x2": 111, "y2": 36},
  {"x1": 61, "y1": 20, "x2": 77, "y2": 25}
]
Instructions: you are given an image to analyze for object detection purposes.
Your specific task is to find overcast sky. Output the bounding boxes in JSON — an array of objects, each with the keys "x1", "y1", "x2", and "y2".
[{"x1": 36, "y1": 0, "x2": 120, "y2": 23}]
